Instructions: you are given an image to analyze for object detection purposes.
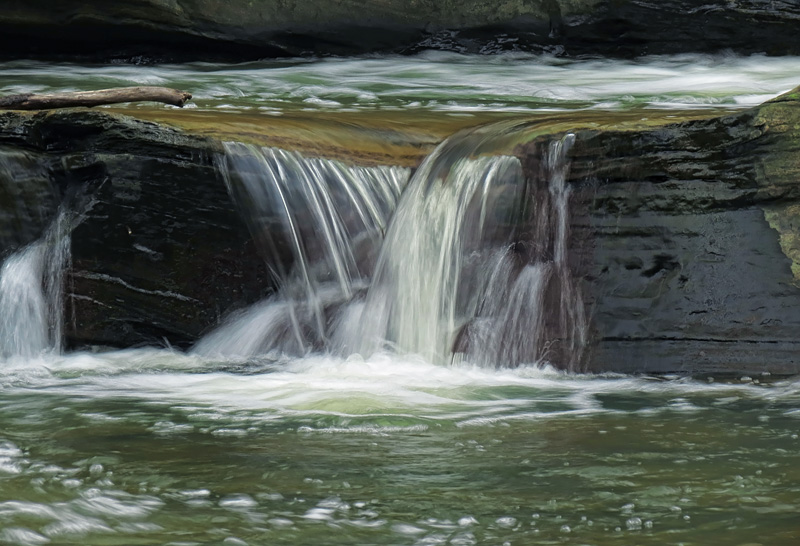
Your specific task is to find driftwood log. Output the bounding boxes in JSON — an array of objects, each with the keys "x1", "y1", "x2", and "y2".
[{"x1": 0, "y1": 87, "x2": 192, "y2": 110}]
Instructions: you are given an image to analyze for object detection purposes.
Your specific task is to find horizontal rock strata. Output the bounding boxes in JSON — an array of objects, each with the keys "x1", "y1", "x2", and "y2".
[
  {"x1": 2, "y1": 91, "x2": 800, "y2": 375},
  {"x1": 0, "y1": 110, "x2": 273, "y2": 348},
  {"x1": 515, "y1": 89, "x2": 800, "y2": 375}
]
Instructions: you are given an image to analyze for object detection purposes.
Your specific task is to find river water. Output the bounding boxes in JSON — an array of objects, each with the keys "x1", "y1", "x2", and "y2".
[
  {"x1": 3, "y1": 52, "x2": 800, "y2": 113},
  {"x1": 1, "y1": 53, "x2": 799, "y2": 545}
]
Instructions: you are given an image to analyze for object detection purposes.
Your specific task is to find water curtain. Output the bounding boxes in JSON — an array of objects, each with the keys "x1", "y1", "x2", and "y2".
[
  {"x1": 349, "y1": 131, "x2": 586, "y2": 369},
  {"x1": 195, "y1": 145, "x2": 410, "y2": 357},
  {"x1": 197, "y1": 129, "x2": 587, "y2": 370}
]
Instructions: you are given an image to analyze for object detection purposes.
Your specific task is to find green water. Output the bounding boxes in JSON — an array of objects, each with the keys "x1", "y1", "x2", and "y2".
[
  {"x1": 2, "y1": 53, "x2": 800, "y2": 114},
  {"x1": 0, "y1": 352, "x2": 798, "y2": 545}
]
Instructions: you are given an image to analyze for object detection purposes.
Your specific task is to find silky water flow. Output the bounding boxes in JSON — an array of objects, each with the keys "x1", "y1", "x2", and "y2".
[
  {"x1": 193, "y1": 144, "x2": 411, "y2": 358},
  {"x1": 196, "y1": 129, "x2": 587, "y2": 370},
  {"x1": 1, "y1": 56, "x2": 799, "y2": 546}
]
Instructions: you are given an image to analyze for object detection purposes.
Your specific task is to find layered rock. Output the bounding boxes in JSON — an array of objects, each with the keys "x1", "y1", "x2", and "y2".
[
  {"x1": 0, "y1": 110, "x2": 273, "y2": 348},
  {"x1": 1, "y1": 0, "x2": 799, "y2": 60},
  {"x1": 515, "y1": 90, "x2": 800, "y2": 375}
]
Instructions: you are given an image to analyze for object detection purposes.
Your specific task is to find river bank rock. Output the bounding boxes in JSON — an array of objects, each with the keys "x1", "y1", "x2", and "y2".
[
  {"x1": 1, "y1": 0, "x2": 799, "y2": 61},
  {"x1": 0, "y1": 110, "x2": 274, "y2": 348},
  {"x1": 514, "y1": 89, "x2": 800, "y2": 375}
]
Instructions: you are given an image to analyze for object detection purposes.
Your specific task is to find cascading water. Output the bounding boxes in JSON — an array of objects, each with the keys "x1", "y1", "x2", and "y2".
[
  {"x1": 194, "y1": 144, "x2": 410, "y2": 358},
  {"x1": 344, "y1": 144, "x2": 528, "y2": 363},
  {"x1": 453, "y1": 134, "x2": 588, "y2": 370},
  {"x1": 0, "y1": 209, "x2": 72, "y2": 358},
  {"x1": 196, "y1": 128, "x2": 587, "y2": 370},
  {"x1": 3, "y1": 56, "x2": 800, "y2": 546},
  {"x1": 343, "y1": 129, "x2": 587, "y2": 369}
]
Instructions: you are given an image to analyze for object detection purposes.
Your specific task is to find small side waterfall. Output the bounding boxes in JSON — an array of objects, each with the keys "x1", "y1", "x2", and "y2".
[
  {"x1": 0, "y1": 210, "x2": 72, "y2": 358},
  {"x1": 194, "y1": 145, "x2": 411, "y2": 358}
]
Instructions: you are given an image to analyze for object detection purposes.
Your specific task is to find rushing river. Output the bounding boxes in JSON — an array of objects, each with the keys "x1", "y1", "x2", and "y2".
[
  {"x1": 3, "y1": 53, "x2": 800, "y2": 113},
  {"x1": 1, "y1": 53, "x2": 799, "y2": 545}
]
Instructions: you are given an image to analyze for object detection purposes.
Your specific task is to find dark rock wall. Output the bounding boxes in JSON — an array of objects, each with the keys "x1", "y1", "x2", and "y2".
[
  {"x1": 0, "y1": 111, "x2": 274, "y2": 349},
  {"x1": 1, "y1": 0, "x2": 799, "y2": 60},
  {"x1": 562, "y1": 0, "x2": 800, "y2": 57},
  {"x1": 522, "y1": 96, "x2": 800, "y2": 375},
  {"x1": 0, "y1": 146, "x2": 61, "y2": 252}
]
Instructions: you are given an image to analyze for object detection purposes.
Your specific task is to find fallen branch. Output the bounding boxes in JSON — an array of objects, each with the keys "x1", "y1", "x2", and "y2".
[{"x1": 0, "y1": 86, "x2": 192, "y2": 110}]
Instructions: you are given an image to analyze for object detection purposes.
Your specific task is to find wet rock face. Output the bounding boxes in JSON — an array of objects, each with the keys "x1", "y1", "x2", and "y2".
[
  {"x1": 517, "y1": 95, "x2": 800, "y2": 375},
  {"x1": 0, "y1": 110, "x2": 275, "y2": 349},
  {"x1": 1, "y1": 0, "x2": 799, "y2": 60},
  {"x1": 562, "y1": 0, "x2": 800, "y2": 57},
  {"x1": 0, "y1": 146, "x2": 60, "y2": 252}
]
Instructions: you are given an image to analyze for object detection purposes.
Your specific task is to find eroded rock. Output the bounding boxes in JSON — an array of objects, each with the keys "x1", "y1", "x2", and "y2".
[
  {"x1": 2, "y1": 91, "x2": 800, "y2": 374},
  {"x1": 514, "y1": 88, "x2": 800, "y2": 374},
  {"x1": 0, "y1": 110, "x2": 273, "y2": 348}
]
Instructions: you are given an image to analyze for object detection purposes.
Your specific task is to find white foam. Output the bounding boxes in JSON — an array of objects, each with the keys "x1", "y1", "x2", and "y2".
[{"x1": 3, "y1": 348, "x2": 797, "y2": 431}]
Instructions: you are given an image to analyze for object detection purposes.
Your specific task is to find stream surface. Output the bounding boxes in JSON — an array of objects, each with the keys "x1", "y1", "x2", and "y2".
[
  {"x1": 3, "y1": 52, "x2": 800, "y2": 114},
  {"x1": 1, "y1": 352, "x2": 798, "y2": 546},
  {"x1": 1, "y1": 52, "x2": 799, "y2": 545}
]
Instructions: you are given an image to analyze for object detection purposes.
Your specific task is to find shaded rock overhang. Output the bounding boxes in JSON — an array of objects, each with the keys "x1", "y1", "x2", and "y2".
[{"x1": 1, "y1": 0, "x2": 799, "y2": 61}]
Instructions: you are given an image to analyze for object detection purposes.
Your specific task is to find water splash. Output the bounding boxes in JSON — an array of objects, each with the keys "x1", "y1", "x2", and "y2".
[
  {"x1": 194, "y1": 145, "x2": 410, "y2": 358},
  {"x1": 0, "y1": 209, "x2": 72, "y2": 358}
]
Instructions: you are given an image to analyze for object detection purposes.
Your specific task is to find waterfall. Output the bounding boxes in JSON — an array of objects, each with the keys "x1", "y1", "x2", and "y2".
[
  {"x1": 344, "y1": 150, "x2": 527, "y2": 362},
  {"x1": 340, "y1": 130, "x2": 587, "y2": 369},
  {"x1": 0, "y1": 209, "x2": 72, "y2": 358},
  {"x1": 454, "y1": 135, "x2": 588, "y2": 370},
  {"x1": 193, "y1": 144, "x2": 411, "y2": 358},
  {"x1": 196, "y1": 130, "x2": 586, "y2": 370}
]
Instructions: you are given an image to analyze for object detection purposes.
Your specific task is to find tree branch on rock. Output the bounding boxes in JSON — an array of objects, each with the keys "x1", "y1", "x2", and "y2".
[{"x1": 0, "y1": 87, "x2": 192, "y2": 110}]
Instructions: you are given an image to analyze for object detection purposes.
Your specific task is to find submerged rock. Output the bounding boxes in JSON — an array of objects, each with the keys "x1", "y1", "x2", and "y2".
[{"x1": 1, "y1": 0, "x2": 799, "y2": 60}]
